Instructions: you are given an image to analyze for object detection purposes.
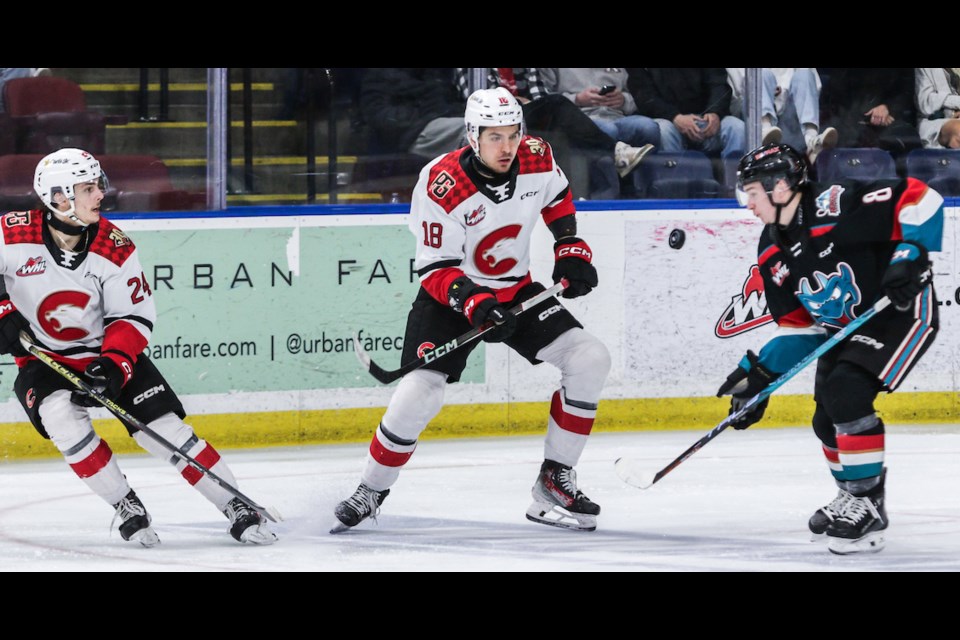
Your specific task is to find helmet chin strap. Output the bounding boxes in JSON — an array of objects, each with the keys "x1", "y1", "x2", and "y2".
[
  {"x1": 46, "y1": 203, "x2": 87, "y2": 235},
  {"x1": 768, "y1": 188, "x2": 801, "y2": 251}
]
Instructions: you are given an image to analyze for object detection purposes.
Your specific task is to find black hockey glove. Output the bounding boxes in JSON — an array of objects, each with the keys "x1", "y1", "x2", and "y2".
[
  {"x1": 552, "y1": 237, "x2": 597, "y2": 299},
  {"x1": 716, "y1": 350, "x2": 778, "y2": 430},
  {"x1": 881, "y1": 242, "x2": 932, "y2": 309},
  {"x1": 448, "y1": 276, "x2": 517, "y2": 343},
  {"x1": 71, "y1": 356, "x2": 131, "y2": 407},
  {"x1": 0, "y1": 295, "x2": 35, "y2": 358}
]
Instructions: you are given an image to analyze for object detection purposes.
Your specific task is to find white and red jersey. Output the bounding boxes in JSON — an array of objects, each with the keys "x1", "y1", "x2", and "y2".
[
  {"x1": 0, "y1": 210, "x2": 154, "y2": 371},
  {"x1": 409, "y1": 136, "x2": 576, "y2": 304}
]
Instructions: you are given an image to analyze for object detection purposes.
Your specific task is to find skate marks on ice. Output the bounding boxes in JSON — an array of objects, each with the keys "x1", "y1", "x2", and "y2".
[{"x1": 0, "y1": 428, "x2": 958, "y2": 571}]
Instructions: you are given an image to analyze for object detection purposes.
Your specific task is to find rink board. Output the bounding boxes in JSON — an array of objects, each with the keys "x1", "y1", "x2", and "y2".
[{"x1": 0, "y1": 202, "x2": 957, "y2": 457}]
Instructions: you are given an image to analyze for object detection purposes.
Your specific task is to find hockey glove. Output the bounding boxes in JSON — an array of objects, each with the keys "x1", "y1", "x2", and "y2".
[
  {"x1": 881, "y1": 242, "x2": 932, "y2": 309},
  {"x1": 448, "y1": 276, "x2": 517, "y2": 343},
  {"x1": 71, "y1": 356, "x2": 133, "y2": 407},
  {"x1": 552, "y1": 237, "x2": 597, "y2": 299},
  {"x1": 716, "y1": 350, "x2": 777, "y2": 430},
  {"x1": 0, "y1": 295, "x2": 35, "y2": 358}
]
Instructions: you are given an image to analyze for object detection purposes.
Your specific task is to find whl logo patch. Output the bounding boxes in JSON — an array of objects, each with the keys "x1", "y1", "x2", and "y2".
[
  {"x1": 715, "y1": 265, "x2": 773, "y2": 338},
  {"x1": 16, "y1": 256, "x2": 47, "y2": 277}
]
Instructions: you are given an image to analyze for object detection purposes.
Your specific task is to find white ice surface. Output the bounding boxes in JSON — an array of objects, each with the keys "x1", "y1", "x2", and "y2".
[{"x1": 1, "y1": 425, "x2": 957, "y2": 572}]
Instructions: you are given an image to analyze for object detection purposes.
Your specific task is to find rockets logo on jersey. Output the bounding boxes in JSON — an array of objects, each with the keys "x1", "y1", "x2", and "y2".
[
  {"x1": 37, "y1": 291, "x2": 92, "y2": 340},
  {"x1": 16, "y1": 256, "x2": 47, "y2": 277},
  {"x1": 815, "y1": 185, "x2": 844, "y2": 217},
  {"x1": 796, "y1": 262, "x2": 862, "y2": 328},
  {"x1": 475, "y1": 225, "x2": 522, "y2": 276}
]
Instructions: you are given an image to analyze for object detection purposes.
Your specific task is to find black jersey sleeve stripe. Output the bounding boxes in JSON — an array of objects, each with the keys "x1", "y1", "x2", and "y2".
[
  {"x1": 416, "y1": 259, "x2": 462, "y2": 277},
  {"x1": 103, "y1": 315, "x2": 155, "y2": 332}
]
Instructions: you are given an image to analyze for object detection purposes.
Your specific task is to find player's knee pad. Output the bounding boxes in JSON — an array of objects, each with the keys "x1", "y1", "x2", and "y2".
[
  {"x1": 37, "y1": 390, "x2": 96, "y2": 453},
  {"x1": 821, "y1": 362, "x2": 881, "y2": 424},
  {"x1": 537, "y1": 328, "x2": 611, "y2": 402},
  {"x1": 133, "y1": 412, "x2": 198, "y2": 460},
  {"x1": 381, "y1": 369, "x2": 447, "y2": 442}
]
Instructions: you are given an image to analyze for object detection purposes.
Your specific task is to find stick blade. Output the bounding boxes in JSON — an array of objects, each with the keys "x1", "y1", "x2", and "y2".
[
  {"x1": 614, "y1": 457, "x2": 656, "y2": 490},
  {"x1": 353, "y1": 331, "x2": 371, "y2": 370}
]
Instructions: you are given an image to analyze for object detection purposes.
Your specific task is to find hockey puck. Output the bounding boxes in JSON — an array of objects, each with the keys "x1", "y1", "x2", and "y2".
[{"x1": 668, "y1": 228, "x2": 686, "y2": 250}]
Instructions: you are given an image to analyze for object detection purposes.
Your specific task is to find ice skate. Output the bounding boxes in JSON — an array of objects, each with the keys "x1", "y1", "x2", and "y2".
[
  {"x1": 330, "y1": 483, "x2": 390, "y2": 533},
  {"x1": 827, "y1": 472, "x2": 888, "y2": 555},
  {"x1": 526, "y1": 460, "x2": 600, "y2": 532},
  {"x1": 808, "y1": 488, "x2": 854, "y2": 540},
  {"x1": 112, "y1": 489, "x2": 160, "y2": 548},
  {"x1": 223, "y1": 498, "x2": 277, "y2": 545}
]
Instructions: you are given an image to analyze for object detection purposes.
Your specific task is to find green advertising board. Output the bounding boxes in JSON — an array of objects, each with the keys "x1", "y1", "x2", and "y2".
[{"x1": 0, "y1": 223, "x2": 485, "y2": 402}]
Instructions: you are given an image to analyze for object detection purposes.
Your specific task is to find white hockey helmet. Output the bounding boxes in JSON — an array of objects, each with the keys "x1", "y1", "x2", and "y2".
[
  {"x1": 34, "y1": 148, "x2": 107, "y2": 218},
  {"x1": 464, "y1": 87, "x2": 525, "y2": 153}
]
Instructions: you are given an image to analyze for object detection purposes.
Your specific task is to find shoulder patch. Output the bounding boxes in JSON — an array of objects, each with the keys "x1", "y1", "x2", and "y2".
[
  {"x1": 1, "y1": 210, "x2": 43, "y2": 245},
  {"x1": 427, "y1": 149, "x2": 475, "y2": 212},
  {"x1": 518, "y1": 136, "x2": 555, "y2": 175},
  {"x1": 89, "y1": 218, "x2": 137, "y2": 267}
]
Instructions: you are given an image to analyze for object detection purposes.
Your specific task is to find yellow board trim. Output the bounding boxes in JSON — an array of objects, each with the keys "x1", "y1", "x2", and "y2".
[{"x1": 2, "y1": 392, "x2": 956, "y2": 461}]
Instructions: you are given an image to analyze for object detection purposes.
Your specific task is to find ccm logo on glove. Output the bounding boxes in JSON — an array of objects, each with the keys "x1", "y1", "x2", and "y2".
[{"x1": 557, "y1": 245, "x2": 592, "y2": 261}]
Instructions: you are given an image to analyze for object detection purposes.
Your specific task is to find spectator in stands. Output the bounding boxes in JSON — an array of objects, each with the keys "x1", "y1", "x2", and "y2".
[
  {"x1": 915, "y1": 68, "x2": 960, "y2": 150},
  {"x1": 819, "y1": 68, "x2": 921, "y2": 156},
  {"x1": 727, "y1": 68, "x2": 838, "y2": 162},
  {"x1": 359, "y1": 68, "x2": 466, "y2": 159},
  {"x1": 0, "y1": 68, "x2": 50, "y2": 112},
  {"x1": 455, "y1": 68, "x2": 653, "y2": 180},
  {"x1": 538, "y1": 68, "x2": 660, "y2": 151},
  {"x1": 627, "y1": 67, "x2": 745, "y2": 159}
]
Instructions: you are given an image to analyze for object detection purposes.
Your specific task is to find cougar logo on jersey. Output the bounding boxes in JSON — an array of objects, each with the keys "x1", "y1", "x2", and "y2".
[
  {"x1": 430, "y1": 171, "x2": 456, "y2": 199},
  {"x1": 770, "y1": 260, "x2": 790, "y2": 286},
  {"x1": 797, "y1": 262, "x2": 862, "y2": 328},
  {"x1": 37, "y1": 291, "x2": 92, "y2": 340},
  {"x1": 465, "y1": 204, "x2": 487, "y2": 227},
  {"x1": 475, "y1": 224, "x2": 522, "y2": 275},
  {"x1": 715, "y1": 265, "x2": 772, "y2": 338},
  {"x1": 16, "y1": 256, "x2": 47, "y2": 277},
  {"x1": 524, "y1": 138, "x2": 546, "y2": 156},
  {"x1": 815, "y1": 185, "x2": 844, "y2": 217}
]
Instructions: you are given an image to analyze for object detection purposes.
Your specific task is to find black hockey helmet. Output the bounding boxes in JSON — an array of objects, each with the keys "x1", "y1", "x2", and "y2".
[{"x1": 735, "y1": 142, "x2": 807, "y2": 204}]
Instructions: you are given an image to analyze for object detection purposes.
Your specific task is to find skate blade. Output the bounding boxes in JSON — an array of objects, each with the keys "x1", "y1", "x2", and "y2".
[
  {"x1": 129, "y1": 527, "x2": 161, "y2": 548},
  {"x1": 525, "y1": 501, "x2": 597, "y2": 532},
  {"x1": 329, "y1": 520, "x2": 354, "y2": 534},
  {"x1": 827, "y1": 531, "x2": 885, "y2": 555}
]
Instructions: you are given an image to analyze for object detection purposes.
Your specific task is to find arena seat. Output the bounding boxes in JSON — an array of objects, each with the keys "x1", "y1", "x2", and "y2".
[
  {"x1": 813, "y1": 147, "x2": 898, "y2": 183},
  {"x1": 905, "y1": 148, "x2": 960, "y2": 197},
  {"x1": 633, "y1": 151, "x2": 722, "y2": 199}
]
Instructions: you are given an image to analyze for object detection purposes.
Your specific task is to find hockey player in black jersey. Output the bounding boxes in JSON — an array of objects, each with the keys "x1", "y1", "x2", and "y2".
[{"x1": 716, "y1": 143, "x2": 944, "y2": 555}]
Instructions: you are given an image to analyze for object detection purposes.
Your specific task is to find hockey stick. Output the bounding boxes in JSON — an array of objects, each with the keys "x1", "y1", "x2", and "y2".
[
  {"x1": 355, "y1": 278, "x2": 569, "y2": 385},
  {"x1": 615, "y1": 295, "x2": 893, "y2": 490},
  {"x1": 19, "y1": 333, "x2": 282, "y2": 523}
]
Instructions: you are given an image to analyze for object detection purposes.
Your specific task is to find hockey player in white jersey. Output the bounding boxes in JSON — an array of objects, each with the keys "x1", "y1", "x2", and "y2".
[
  {"x1": 333, "y1": 88, "x2": 611, "y2": 533},
  {"x1": 0, "y1": 149, "x2": 276, "y2": 547}
]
